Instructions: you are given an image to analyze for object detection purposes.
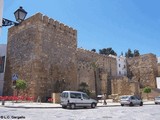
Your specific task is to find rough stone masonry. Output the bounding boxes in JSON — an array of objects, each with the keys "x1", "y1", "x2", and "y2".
[
  {"x1": 3, "y1": 13, "x2": 158, "y2": 101},
  {"x1": 3, "y1": 13, "x2": 78, "y2": 101}
]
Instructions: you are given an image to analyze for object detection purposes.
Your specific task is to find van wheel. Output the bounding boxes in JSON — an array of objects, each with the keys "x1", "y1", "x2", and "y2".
[
  {"x1": 70, "y1": 103, "x2": 75, "y2": 109},
  {"x1": 91, "y1": 103, "x2": 96, "y2": 108}
]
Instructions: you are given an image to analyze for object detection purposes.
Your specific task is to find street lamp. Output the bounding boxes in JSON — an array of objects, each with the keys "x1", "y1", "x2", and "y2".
[
  {"x1": 1, "y1": 6, "x2": 27, "y2": 27},
  {"x1": 14, "y1": 6, "x2": 27, "y2": 23}
]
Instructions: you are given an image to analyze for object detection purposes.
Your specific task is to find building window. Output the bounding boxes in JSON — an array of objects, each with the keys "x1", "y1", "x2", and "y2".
[
  {"x1": 124, "y1": 65, "x2": 126, "y2": 68},
  {"x1": 119, "y1": 64, "x2": 121, "y2": 67},
  {"x1": 0, "y1": 56, "x2": 5, "y2": 73}
]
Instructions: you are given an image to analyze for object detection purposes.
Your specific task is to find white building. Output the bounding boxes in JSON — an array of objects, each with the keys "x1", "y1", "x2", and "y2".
[
  {"x1": 117, "y1": 55, "x2": 127, "y2": 76},
  {"x1": 0, "y1": 44, "x2": 6, "y2": 95},
  {"x1": 0, "y1": 0, "x2": 4, "y2": 33},
  {"x1": 156, "y1": 57, "x2": 160, "y2": 89},
  {"x1": 156, "y1": 78, "x2": 160, "y2": 89},
  {"x1": 157, "y1": 57, "x2": 160, "y2": 63},
  {"x1": 109, "y1": 54, "x2": 127, "y2": 76}
]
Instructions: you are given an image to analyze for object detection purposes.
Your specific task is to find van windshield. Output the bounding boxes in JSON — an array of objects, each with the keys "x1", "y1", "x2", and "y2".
[{"x1": 61, "y1": 92, "x2": 68, "y2": 98}]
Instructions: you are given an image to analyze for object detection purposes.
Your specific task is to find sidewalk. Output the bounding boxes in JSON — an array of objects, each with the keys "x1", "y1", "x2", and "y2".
[
  {"x1": 0, "y1": 100, "x2": 155, "y2": 108},
  {"x1": 0, "y1": 101, "x2": 61, "y2": 108}
]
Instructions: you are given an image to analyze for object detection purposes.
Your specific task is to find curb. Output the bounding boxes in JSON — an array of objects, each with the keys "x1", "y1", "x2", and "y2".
[
  {"x1": 1, "y1": 102, "x2": 155, "y2": 109},
  {"x1": 3, "y1": 106, "x2": 62, "y2": 109}
]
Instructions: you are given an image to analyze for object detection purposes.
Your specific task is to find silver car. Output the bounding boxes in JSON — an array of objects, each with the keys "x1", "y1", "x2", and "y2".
[
  {"x1": 155, "y1": 96, "x2": 160, "y2": 104},
  {"x1": 120, "y1": 95, "x2": 143, "y2": 106}
]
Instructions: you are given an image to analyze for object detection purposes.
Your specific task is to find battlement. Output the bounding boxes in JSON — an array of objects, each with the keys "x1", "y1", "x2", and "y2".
[
  {"x1": 37, "y1": 13, "x2": 77, "y2": 36},
  {"x1": 9, "y1": 13, "x2": 77, "y2": 36},
  {"x1": 77, "y1": 48, "x2": 116, "y2": 60}
]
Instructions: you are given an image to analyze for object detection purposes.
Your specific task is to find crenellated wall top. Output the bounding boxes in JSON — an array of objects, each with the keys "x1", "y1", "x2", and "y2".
[
  {"x1": 77, "y1": 48, "x2": 117, "y2": 60},
  {"x1": 9, "y1": 13, "x2": 77, "y2": 36}
]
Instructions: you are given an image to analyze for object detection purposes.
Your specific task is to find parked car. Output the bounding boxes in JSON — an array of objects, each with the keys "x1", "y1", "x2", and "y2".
[
  {"x1": 154, "y1": 96, "x2": 160, "y2": 104},
  {"x1": 120, "y1": 95, "x2": 143, "y2": 106},
  {"x1": 60, "y1": 91, "x2": 97, "y2": 109}
]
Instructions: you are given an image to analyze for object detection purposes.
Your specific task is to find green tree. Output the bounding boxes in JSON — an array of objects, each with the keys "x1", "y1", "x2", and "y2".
[
  {"x1": 125, "y1": 49, "x2": 140, "y2": 58},
  {"x1": 91, "y1": 49, "x2": 96, "y2": 52},
  {"x1": 143, "y1": 87, "x2": 151, "y2": 100},
  {"x1": 133, "y1": 49, "x2": 140, "y2": 57},
  {"x1": 15, "y1": 79, "x2": 27, "y2": 96},
  {"x1": 125, "y1": 49, "x2": 133, "y2": 58},
  {"x1": 99, "y1": 48, "x2": 117, "y2": 56},
  {"x1": 78, "y1": 82, "x2": 90, "y2": 96}
]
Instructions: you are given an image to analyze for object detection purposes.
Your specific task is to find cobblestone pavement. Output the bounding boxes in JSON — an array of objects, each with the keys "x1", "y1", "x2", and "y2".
[{"x1": 0, "y1": 102, "x2": 160, "y2": 120}]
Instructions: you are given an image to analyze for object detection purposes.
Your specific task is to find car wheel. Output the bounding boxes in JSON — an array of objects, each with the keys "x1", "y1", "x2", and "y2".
[
  {"x1": 129, "y1": 102, "x2": 133, "y2": 106},
  {"x1": 121, "y1": 104, "x2": 124, "y2": 106},
  {"x1": 140, "y1": 102, "x2": 143, "y2": 106},
  {"x1": 155, "y1": 102, "x2": 158, "y2": 104},
  {"x1": 70, "y1": 103, "x2": 75, "y2": 109},
  {"x1": 91, "y1": 103, "x2": 96, "y2": 108}
]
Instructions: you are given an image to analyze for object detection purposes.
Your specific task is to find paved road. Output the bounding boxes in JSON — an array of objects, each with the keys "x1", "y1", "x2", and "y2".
[{"x1": 0, "y1": 104, "x2": 160, "y2": 120}]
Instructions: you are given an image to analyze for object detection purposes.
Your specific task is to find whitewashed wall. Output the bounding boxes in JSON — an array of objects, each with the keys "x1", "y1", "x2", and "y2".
[
  {"x1": 0, "y1": 0, "x2": 4, "y2": 34},
  {"x1": 0, "y1": 44, "x2": 6, "y2": 95},
  {"x1": 156, "y1": 77, "x2": 160, "y2": 89},
  {"x1": 117, "y1": 56, "x2": 127, "y2": 76}
]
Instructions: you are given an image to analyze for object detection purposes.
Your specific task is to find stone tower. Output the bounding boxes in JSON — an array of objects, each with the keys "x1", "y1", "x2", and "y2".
[
  {"x1": 3, "y1": 13, "x2": 77, "y2": 101},
  {"x1": 127, "y1": 54, "x2": 158, "y2": 88}
]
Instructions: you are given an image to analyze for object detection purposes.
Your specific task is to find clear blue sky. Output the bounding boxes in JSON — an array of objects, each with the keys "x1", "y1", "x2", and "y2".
[{"x1": 1, "y1": 0, "x2": 160, "y2": 56}]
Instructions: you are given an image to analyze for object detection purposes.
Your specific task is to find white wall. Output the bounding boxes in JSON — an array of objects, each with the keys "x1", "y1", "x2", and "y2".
[
  {"x1": 157, "y1": 57, "x2": 160, "y2": 63},
  {"x1": 0, "y1": 44, "x2": 6, "y2": 95},
  {"x1": 0, "y1": 44, "x2": 6, "y2": 56},
  {"x1": 0, "y1": 0, "x2": 4, "y2": 34},
  {"x1": 156, "y1": 77, "x2": 160, "y2": 89},
  {"x1": 117, "y1": 56, "x2": 127, "y2": 76}
]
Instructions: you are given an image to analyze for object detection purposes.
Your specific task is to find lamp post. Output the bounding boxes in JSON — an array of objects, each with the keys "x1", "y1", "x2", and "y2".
[
  {"x1": 12, "y1": 74, "x2": 18, "y2": 104},
  {"x1": 1, "y1": 6, "x2": 27, "y2": 27}
]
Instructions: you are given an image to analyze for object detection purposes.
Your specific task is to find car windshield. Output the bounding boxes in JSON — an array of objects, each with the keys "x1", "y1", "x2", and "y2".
[
  {"x1": 120, "y1": 96, "x2": 129, "y2": 99},
  {"x1": 155, "y1": 96, "x2": 160, "y2": 99}
]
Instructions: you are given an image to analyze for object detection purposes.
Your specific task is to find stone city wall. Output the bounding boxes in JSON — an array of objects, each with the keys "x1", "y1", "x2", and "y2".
[
  {"x1": 77, "y1": 48, "x2": 117, "y2": 96},
  {"x1": 3, "y1": 13, "x2": 77, "y2": 101},
  {"x1": 3, "y1": 12, "x2": 158, "y2": 102},
  {"x1": 127, "y1": 54, "x2": 158, "y2": 88},
  {"x1": 111, "y1": 76, "x2": 140, "y2": 97}
]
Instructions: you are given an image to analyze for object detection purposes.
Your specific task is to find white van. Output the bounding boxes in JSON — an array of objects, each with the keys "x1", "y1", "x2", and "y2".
[{"x1": 60, "y1": 91, "x2": 97, "y2": 109}]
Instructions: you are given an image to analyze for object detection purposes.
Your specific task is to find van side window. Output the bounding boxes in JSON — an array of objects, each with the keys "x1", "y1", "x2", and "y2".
[
  {"x1": 82, "y1": 94, "x2": 90, "y2": 99},
  {"x1": 70, "y1": 93, "x2": 81, "y2": 99}
]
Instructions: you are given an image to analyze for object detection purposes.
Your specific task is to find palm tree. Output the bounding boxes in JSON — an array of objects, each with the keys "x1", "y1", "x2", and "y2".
[{"x1": 91, "y1": 61, "x2": 99, "y2": 98}]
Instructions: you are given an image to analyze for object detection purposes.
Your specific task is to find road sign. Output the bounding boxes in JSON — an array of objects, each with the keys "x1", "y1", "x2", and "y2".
[{"x1": 12, "y1": 74, "x2": 18, "y2": 81}]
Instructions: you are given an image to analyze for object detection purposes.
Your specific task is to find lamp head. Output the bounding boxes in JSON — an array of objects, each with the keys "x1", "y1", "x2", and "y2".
[{"x1": 14, "y1": 6, "x2": 27, "y2": 23}]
